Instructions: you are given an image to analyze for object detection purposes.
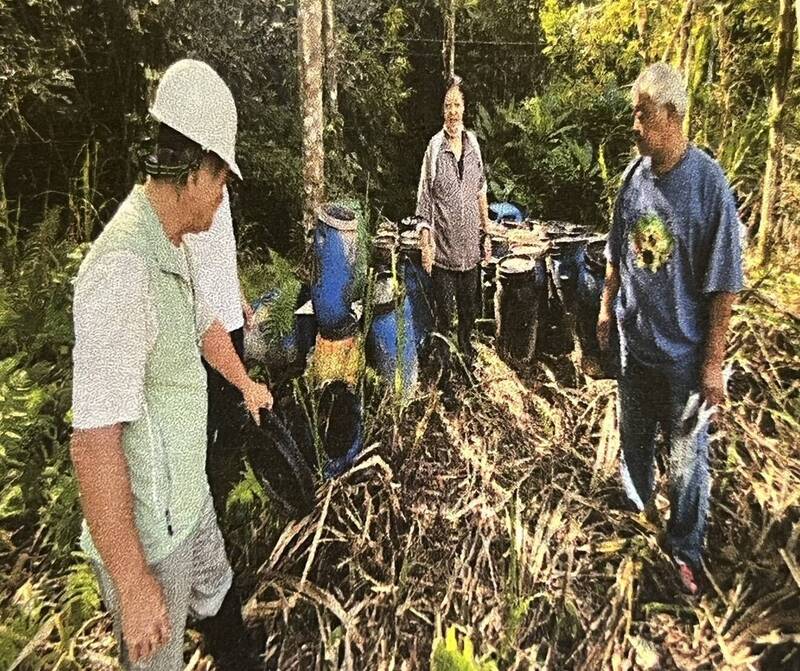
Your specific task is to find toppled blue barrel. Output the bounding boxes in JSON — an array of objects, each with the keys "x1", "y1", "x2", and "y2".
[
  {"x1": 240, "y1": 408, "x2": 315, "y2": 519},
  {"x1": 312, "y1": 204, "x2": 359, "y2": 339},
  {"x1": 496, "y1": 253, "x2": 547, "y2": 364},
  {"x1": 398, "y1": 231, "x2": 433, "y2": 350},
  {"x1": 318, "y1": 380, "x2": 364, "y2": 479},
  {"x1": 489, "y1": 201, "x2": 526, "y2": 225},
  {"x1": 367, "y1": 272, "x2": 418, "y2": 399},
  {"x1": 576, "y1": 238, "x2": 620, "y2": 378}
]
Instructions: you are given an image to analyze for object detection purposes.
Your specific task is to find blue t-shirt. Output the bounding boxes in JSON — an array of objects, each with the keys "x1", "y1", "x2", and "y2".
[{"x1": 605, "y1": 146, "x2": 744, "y2": 367}]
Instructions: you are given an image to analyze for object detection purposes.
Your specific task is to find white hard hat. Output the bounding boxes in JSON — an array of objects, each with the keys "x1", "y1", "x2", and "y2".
[{"x1": 149, "y1": 59, "x2": 242, "y2": 179}]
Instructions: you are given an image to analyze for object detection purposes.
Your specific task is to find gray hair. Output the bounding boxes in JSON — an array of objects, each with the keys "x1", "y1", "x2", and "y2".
[{"x1": 632, "y1": 63, "x2": 687, "y2": 118}]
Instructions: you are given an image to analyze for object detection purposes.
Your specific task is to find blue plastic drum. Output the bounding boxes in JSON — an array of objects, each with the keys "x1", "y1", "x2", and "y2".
[
  {"x1": 312, "y1": 204, "x2": 359, "y2": 339},
  {"x1": 367, "y1": 273, "x2": 419, "y2": 398},
  {"x1": 489, "y1": 201, "x2": 526, "y2": 225},
  {"x1": 398, "y1": 233, "x2": 433, "y2": 350},
  {"x1": 576, "y1": 237, "x2": 619, "y2": 378}
]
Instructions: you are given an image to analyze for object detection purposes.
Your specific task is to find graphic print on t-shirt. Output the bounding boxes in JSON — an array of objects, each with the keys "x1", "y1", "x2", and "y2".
[{"x1": 629, "y1": 211, "x2": 674, "y2": 272}]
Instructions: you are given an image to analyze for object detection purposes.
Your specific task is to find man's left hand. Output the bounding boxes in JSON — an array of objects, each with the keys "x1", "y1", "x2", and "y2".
[
  {"x1": 701, "y1": 362, "x2": 725, "y2": 408},
  {"x1": 482, "y1": 232, "x2": 492, "y2": 264},
  {"x1": 243, "y1": 381, "x2": 273, "y2": 423}
]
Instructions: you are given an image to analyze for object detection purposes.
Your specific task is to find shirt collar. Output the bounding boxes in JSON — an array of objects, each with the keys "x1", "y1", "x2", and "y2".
[
  {"x1": 131, "y1": 184, "x2": 189, "y2": 279},
  {"x1": 441, "y1": 127, "x2": 471, "y2": 156}
]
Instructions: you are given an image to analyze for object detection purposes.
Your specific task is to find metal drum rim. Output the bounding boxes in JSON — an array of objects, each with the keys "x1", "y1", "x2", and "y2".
[
  {"x1": 317, "y1": 203, "x2": 358, "y2": 231},
  {"x1": 498, "y1": 254, "x2": 538, "y2": 277}
]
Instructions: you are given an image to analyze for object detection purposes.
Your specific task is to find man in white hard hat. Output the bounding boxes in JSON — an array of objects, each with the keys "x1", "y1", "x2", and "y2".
[{"x1": 71, "y1": 60, "x2": 267, "y2": 670}]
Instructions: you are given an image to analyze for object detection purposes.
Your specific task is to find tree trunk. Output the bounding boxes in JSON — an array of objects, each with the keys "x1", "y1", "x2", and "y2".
[
  {"x1": 663, "y1": 0, "x2": 695, "y2": 64},
  {"x1": 683, "y1": 20, "x2": 709, "y2": 138},
  {"x1": 716, "y1": 2, "x2": 733, "y2": 155},
  {"x1": 682, "y1": 19, "x2": 697, "y2": 137},
  {"x1": 442, "y1": 0, "x2": 456, "y2": 81},
  {"x1": 678, "y1": 0, "x2": 697, "y2": 70},
  {"x1": 298, "y1": 0, "x2": 325, "y2": 235},
  {"x1": 756, "y1": 0, "x2": 797, "y2": 265},
  {"x1": 635, "y1": 0, "x2": 648, "y2": 60},
  {"x1": 322, "y1": 0, "x2": 337, "y2": 115},
  {"x1": 796, "y1": 0, "x2": 800, "y2": 49}
]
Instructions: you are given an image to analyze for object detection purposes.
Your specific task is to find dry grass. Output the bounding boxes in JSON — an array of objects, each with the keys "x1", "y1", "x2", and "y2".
[
  {"x1": 38, "y1": 288, "x2": 799, "y2": 671},
  {"x1": 211, "y1": 288, "x2": 800, "y2": 670}
]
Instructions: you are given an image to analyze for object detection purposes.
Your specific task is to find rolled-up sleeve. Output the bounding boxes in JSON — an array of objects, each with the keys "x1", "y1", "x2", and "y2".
[
  {"x1": 194, "y1": 290, "x2": 216, "y2": 338},
  {"x1": 72, "y1": 252, "x2": 151, "y2": 429}
]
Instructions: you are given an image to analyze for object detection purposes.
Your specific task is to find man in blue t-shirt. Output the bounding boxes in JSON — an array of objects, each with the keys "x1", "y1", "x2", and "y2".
[{"x1": 598, "y1": 63, "x2": 744, "y2": 595}]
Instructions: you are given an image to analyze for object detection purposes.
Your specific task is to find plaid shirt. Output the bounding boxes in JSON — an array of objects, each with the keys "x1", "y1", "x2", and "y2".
[{"x1": 416, "y1": 128, "x2": 487, "y2": 271}]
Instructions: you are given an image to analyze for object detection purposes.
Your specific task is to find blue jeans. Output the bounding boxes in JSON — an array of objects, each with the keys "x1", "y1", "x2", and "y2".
[{"x1": 617, "y1": 352, "x2": 710, "y2": 567}]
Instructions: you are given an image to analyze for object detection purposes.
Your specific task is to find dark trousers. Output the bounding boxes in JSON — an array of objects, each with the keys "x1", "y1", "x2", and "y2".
[
  {"x1": 203, "y1": 327, "x2": 246, "y2": 519},
  {"x1": 431, "y1": 266, "x2": 479, "y2": 383}
]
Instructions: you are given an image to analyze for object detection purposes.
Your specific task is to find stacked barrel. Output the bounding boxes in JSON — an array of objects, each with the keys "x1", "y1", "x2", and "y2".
[
  {"x1": 367, "y1": 271, "x2": 419, "y2": 399},
  {"x1": 575, "y1": 236, "x2": 620, "y2": 378},
  {"x1": 312, "y1": 204, "x2": 361, "y2": 339},
  {"x1": 310, "y1": 204, "x2": 364, "y2": 478},
  {"x1": 397, "y1": 220, "x2": 434, "y2": 351},
  {"x1": 365, "y1": 216, "x2": 433, "y2": 401},
  {"x1": 484, "y1": 211, "x2": 550, "y2": 367}
]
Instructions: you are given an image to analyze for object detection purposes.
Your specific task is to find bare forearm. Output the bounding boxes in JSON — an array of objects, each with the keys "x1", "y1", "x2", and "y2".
[
  {"x1": 703, "y1": 292, "x2": 736, "y2": 368},
  {"x1": 478, "y1": 192, "x2": 490, "y2": 232},
  {"x1": 202, "y1": 320, "x2": 250, "y2": 392},
  {"x1": 71, "y1": 426, "x2": 149, "y2": 588},
  {"x1": 600, "y1": 262, "x2": 621, "y2": 317}
]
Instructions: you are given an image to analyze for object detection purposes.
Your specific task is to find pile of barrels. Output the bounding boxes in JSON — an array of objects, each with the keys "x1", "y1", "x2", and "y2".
[
  {"x1": 485, "y1": 211, "x2": 619, "y2": 377},
  {"x1": 244, "y1": 202, "x2": 622, "y2": 503},
  {"x1": 370, "y1": 209, "x2": 619, "y2": 378},
  {"x1": 285, "y1": 205, "x2": 434, "y2": 479},
  {"x1": 308, "y1": 204, "x2": 620, "y2": 389}
]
